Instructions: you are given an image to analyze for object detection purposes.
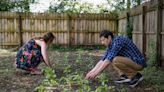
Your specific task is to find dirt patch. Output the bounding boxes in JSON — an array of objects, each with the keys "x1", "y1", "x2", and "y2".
[{"x1": 0, "y1": 54, "x2": 44, "y2": 92}]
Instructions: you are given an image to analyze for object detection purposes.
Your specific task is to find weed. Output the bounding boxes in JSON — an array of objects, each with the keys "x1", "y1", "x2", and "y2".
[{"x1": 142, "y1": 40, "x2": 164, "y2": 91}]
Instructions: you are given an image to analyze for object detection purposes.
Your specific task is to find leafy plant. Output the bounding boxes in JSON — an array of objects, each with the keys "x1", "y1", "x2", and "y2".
[
  {"x1": 96, "y1": 73, "x2": 109, "y2": 86},
  {"x1": 142, "y1": 40, "x2": 164, "y2": 91},
  {"x1": 95, "y1": 85, "x2": 108, "y2": 92},
  {"x1": 64, "y1": 52, "x2": 69, "y2": 63},
  {"x1": 146, "y1": 40, "x2": 157, "y2": 66},
  {"x1": 63, "y1": 65, "x2": 72, "y2": 74},
  {"x1": 76, "y1": 50, "x2": 83, "y2": 63},
  {"x1": 36, "y1": 50, "x2": 119, "y2": 92},
  {"x1": 0, "y1": 0, "x2": 37, "y2": 12},
  {"x1": 35, "y1": 67, "x2": 59, "y2": 92}
]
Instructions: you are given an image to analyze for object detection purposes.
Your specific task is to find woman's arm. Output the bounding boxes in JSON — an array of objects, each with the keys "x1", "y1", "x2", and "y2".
[{"x1": 36, "y1": 40, "x2": 51, "y2": 67}]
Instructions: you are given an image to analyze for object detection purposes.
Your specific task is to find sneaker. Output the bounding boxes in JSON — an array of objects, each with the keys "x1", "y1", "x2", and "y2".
[
  {"x1": 115, "y1": 74, "x2": 131, "y2": 83},
  {"x1": 127, "y1": 73, "x2": 143, "y2": 87}
]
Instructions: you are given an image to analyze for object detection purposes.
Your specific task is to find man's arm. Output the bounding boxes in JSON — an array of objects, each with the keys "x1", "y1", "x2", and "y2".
[
  {"x1": 89, "y1": 60, "x2": 103, "y2": 73},
  {"x1": 85, "y1": 60, "x2": 111, "y2": 80}
]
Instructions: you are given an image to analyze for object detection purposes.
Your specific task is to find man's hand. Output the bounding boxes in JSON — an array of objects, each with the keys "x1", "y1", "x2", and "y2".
[
  {"x1": 85, "y1": 71, "x2": 98, "y2": 80},
  {"x1": 85, "y1": 60, "x2": 111, "y2": 80}
]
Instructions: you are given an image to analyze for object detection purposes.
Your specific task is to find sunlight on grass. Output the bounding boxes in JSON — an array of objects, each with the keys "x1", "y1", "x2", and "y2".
[{"x1": 0, "y1": 49, "x2": 16, "y2": 57}]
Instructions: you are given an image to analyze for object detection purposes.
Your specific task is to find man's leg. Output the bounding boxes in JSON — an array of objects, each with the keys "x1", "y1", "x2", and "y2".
[
  {"x1": 112, "y1": 56, "x2": 143, "y2": 78},
  {"x1": 112, "y1": 56, "x2": 144, "y2": 87}
]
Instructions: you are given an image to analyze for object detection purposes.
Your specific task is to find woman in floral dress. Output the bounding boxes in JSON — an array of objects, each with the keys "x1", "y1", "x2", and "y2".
[{"x1": 15, "y1": 32, "x2": 55, "y2": 74}]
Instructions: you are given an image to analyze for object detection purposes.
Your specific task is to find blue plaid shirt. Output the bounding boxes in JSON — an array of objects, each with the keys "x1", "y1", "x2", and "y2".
[{"x1": 101, "y1": 36, "x2": 147, "y2": 67}]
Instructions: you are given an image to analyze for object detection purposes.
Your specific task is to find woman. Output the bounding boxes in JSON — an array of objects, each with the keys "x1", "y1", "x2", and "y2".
[{"x1": 15, "y1": 32, "x2": 55, "y2": 74}]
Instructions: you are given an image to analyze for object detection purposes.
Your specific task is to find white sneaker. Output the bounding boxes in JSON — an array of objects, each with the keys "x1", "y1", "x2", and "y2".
[{"x1": 115, "y1": 74, "x2": 131, "y2": 83}]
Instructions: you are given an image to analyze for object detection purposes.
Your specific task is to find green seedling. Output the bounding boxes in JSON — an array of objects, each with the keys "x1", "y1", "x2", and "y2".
[
  {"x1": 63, "y1": 65, "x2": 72, "y2": 74},
  {"x1": 35, "y1": 67, "x2": 59, "y2": 92},
  {"x1": 95, "y1": 85, "x2": 109, "y2": 92}
]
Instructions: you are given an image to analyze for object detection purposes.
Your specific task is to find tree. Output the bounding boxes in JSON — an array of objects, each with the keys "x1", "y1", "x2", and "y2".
[
  {"x1": 105, "y1": 0, "x2": 148, "y2": 38},
  {"x1": 0, "y1": 0, "x2": 37, "y2": 12},
  {"x1": 48, "y1": 0, "x2": 96, "y2": 13},
  {"x1": 106, "y1": 0, "x2": 147, "y2": 12}
]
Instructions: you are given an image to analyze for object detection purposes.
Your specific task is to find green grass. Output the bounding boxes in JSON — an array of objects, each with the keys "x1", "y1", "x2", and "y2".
[
  {"x1": 141, "y1": 40, "x2": 164, "y2": 92},
  {"x1": 142, "y1": 67, "x2": 164, "y2": 91},
  {"x1": 48, "y1": 44, "x2": 106, "y2": 52}
]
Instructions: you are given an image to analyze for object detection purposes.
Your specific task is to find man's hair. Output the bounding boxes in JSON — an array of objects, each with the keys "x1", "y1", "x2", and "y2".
[{"x1": 99, "y1": 30, "x2": 114, "y2": 38}]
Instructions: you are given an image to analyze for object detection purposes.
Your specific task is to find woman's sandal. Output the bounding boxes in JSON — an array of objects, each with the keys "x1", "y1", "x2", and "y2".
[{"x1": 28, "y1": 68, "x2": 42, "y2": 75}]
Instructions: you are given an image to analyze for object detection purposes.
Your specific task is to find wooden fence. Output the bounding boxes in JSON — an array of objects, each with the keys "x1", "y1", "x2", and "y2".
[
  {"x1": 118, "y1": 0, "x2": 164, "y2": 67},
  {"x1": 0, "y1": 12, "x2": 117, "y2": 49}
]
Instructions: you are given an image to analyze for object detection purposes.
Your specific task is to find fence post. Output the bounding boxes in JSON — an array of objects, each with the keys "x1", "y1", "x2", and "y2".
[
  {"x1": 77, "y1": 14, "x2": 80, "y2": 45},
  {"x1": 156, "y1": 0, "x2": 162, "y2": 67},
  {"x1": 126, "y1": 12, "x2": 133, "y2": 39},
  {"x1": 142, "y1": 6, "x2": 146, "y2": 57},
  {"x1": 116, "y1": 18, "x2": 119, "y2": 36},
  {"x1": 67, "y1": 14, "x2": 71, "y2": 46},
  {"x1": 18, "y1": 13, "x2": 23, "y2": 47}
]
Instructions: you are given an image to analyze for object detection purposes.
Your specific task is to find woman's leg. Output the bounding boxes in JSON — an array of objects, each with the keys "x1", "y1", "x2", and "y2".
[{"x1": 13, "y1": 59, "x2": 17, "y2": 68}]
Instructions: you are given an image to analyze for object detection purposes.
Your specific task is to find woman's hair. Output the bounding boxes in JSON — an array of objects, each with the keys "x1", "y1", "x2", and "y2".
[
  {"x1": 34, "y1": 32, "x2": 55, "y2": 43},
  {"x1": 99, "y1": 30, "x2": 114, "y2": 38}
]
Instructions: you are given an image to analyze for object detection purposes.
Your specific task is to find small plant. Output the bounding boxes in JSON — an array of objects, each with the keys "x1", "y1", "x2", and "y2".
[
  {"x1": 58, "y1": 72, "x2": 92, "y2": 92},
  {"x1": 96, "y1": 73, "x2": 109, "y2": 86},
  {"x1": 142, "y1": 40, "x2": 164, "y2": 91},
  {"x1": 37, "y1": 49, "x2": 139, "y2": 92},
  {"x1": 108, "y1": 86, "x2": 116, "y2": 92},
  {"x1": 95, "y1": 85, "x2": 109, "y2": 92},
  {"x1": 146, "y1": 40, "x2": 157, "y2": 66},
  {"x1": 64, "y1": 52, "x2": 69, "y2": 63},
  {"x1": 76, "y1": 50, "x2": 83, "y2": 63},
  {"x1": 35, "y1": 85, "x2": 46, "y2": 92},
  {"x1": 35, "y1": 67, "x2": 59, "y2": 92},
  {"x1": 43, "y1": 67, "x2": 56, "y2": 79},
  {"x1": 63, "y1": 65, "x2": 72, "y2": 74}
]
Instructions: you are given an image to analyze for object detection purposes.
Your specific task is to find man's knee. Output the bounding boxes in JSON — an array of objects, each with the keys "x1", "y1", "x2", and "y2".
[{"x1": 112, "y1": 56, "x2": 121, "y2": 64}]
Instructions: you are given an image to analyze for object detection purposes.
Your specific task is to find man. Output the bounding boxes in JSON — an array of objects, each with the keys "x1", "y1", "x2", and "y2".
[{"x1": 85, "y1": 30, "x2": 147, "y2": 87}]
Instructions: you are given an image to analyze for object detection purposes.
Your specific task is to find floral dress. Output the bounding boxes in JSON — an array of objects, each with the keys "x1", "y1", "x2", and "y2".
[{"x1": 15, "y1": 39, "x2": 44, "y2": 71}]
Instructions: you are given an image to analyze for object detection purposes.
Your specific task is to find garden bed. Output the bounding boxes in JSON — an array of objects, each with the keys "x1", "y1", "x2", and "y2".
[{"x1": 0, "y1": 48, "x2": 161, "y2": 92}]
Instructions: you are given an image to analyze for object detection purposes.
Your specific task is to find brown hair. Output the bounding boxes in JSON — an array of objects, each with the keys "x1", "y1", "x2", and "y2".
[
  {"x1": 34, "y1": 32, "x2": 55, "y2": 43},
  {"x1": 99, "y1": 30, "x2": 114, "y2": 38}
]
